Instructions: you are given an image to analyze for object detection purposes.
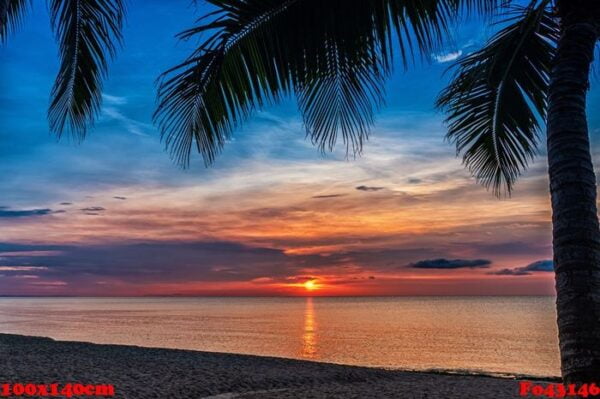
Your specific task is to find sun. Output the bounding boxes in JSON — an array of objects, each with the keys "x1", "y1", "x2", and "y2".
[{"x1": 303, "y1": 280, "x2": 317, "y2": 291}]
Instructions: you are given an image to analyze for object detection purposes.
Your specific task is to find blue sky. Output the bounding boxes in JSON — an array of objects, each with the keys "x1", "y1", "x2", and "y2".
[{"x1": 0, "y1": 1, "x2": 597, "y2": 295}]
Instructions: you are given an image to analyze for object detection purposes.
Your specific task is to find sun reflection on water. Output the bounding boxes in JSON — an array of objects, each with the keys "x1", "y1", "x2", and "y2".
[{"x1": 301, "y1": 297, "x2": 317, "y2": 358}]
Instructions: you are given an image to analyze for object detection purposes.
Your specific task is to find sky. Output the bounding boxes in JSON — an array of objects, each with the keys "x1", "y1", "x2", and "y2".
[{"x1": 1, "y1": 1, "x2": 599, "y2": 296}]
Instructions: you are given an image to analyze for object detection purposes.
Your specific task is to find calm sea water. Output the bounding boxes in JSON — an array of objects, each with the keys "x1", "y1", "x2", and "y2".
[{"x1": 0, "y1": 296, "x2": 559, "y2": 377}]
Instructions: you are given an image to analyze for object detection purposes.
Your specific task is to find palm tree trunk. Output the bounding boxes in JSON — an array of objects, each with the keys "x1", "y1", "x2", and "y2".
[{"x1": 547, "y1": 11, "x2": 600, "y2": 383}]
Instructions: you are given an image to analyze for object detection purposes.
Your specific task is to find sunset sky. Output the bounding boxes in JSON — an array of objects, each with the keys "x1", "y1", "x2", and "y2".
[{"x1": 2, "y1": 1, "x2": 600, "y2": 296}]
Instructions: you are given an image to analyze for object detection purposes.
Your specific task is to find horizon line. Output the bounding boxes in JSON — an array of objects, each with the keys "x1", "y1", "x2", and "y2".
[{"x1": 0, "y1": 294, "x2": 557, "y2": 298}]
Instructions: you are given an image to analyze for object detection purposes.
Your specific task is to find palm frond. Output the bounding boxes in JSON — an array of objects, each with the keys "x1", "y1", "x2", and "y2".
[
  {"x1": 48, "y1": 0, "x2": 125, "y2": 140},
  {"x1": 296, "y1": 40, "x2": 387, "y2": 155},
  {"x1": 0, "y1": 0, "x2": 29, "y2": 44},
  {"x1": 450, "y1": 0, "x2": 512, "y2": 15},
  {"x1": 436, "y1": 0, "x2": 558, "y2": 196},
  {"x1": 155, "y1": 0, "x2": 492, "y2": 166}
]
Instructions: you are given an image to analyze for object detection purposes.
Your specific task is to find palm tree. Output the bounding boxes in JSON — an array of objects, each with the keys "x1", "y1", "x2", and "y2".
[
  {"x1": 0, "y1": 0, "x2": 125, "y2": 139},
  {"x1": 3, "y1": 0, "x2": 599, "y2": 384},
  {"x1": 437, "y1": 0, "x2": 600, "y2": 383},
  {"x1": 152, "y1": 0, "x2": 600, "y2": 383}
]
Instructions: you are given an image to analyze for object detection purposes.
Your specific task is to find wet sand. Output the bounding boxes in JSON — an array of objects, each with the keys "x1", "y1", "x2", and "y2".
[{"x1": 0, "y1": 334, "x2": 554, "y2": 398}]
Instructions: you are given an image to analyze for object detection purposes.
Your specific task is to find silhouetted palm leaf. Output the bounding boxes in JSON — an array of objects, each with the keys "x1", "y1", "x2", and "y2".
[
  {"x1": 0, "y1": 0, "x2": 29, "y2": 44},
  {"x1": 48, "y1": 0, "x2": 124, "y2": 139},
  {"x1": 436, "y1": 0, "x2": 558, "y2": 195},
  {"x1": 155, "y1": 0, "x2": 501, "y2": 166},
  {"x1": 296, "y1": 41, "x2": 387, "y2": 155}
]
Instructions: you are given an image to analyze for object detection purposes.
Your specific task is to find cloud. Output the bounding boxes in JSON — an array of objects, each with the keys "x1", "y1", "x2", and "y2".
[
  {"x1": 0, "y1": 266, "x2": 48, "y2": 271},
  {"x1": 0, "y1": 240, "x2": 294, "y2": 287},
  {"x1": 409, "y1": 258, "x2": 491, "y2": 269},
  {"x1": 100, "y1": 94, "x2": 153, "y2": 137},
  {"x1": 432, "y1": 50, "x2": 462, "y2": 63},
  {"x1": 0, "y1": 207, "x2": 54, "y2": 218},
  {"x1": 102, "y1": 93, "x2": 127, "y2": 105},
  {"x1": 463, "y1": 240, "x2": 551, "y2": 257},
  {"x1": 407, "y1": 178, "x2": 422, "y2": 184},
  {"x1": 355, "y1": 185, "x2": 385, "y2": 192},
  {"x1": 113, "y1": 196, "x2": 127, "y2": 200},
  {"x1": 488, "y1": 260, "x2": 554, "y2": 276},
  {"x1": 59, "y1": 202, "x2": 73, "y2": 206},
  {"x1": 0, "y1": 241, "x2": 441, "y2": 295},
  {"x1": 80, "y1": 207, "x2": 106, "y2": 212},
  {"x1": 312, "y1": 194, "x2": 345, "y2": 199},
  {"x1": 0, "y1": 243, "x2": 68, "y2": 253},
  {"x1": 102, "y1": 107, "x2": 151, "y2": 137}
]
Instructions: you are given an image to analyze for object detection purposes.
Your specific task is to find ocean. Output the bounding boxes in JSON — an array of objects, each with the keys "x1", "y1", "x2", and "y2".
[{"x1": 0, "y1": 296, "x2": 559, "y2": 377}]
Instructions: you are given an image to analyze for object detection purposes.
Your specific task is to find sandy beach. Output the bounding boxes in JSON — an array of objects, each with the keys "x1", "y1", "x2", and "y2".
[{"x1": 0, "y1": 333, "x2": 554, "y2": 398}]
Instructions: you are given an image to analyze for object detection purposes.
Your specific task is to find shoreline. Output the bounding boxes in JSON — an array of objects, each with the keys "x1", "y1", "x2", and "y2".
[{"x1": 0, "y1": 333, "x2": 554, "y2": 398}]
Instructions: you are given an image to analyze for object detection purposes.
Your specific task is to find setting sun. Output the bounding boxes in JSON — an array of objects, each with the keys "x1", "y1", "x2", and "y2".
[{"x1": 304, "y1": 280, "x2": 318, "y2": 291}]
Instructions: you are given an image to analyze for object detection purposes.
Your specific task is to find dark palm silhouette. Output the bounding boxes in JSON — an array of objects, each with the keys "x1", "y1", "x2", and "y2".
[
  {"x1": 0, "y1": 0, "x2": 124, "y2": 139},
  {"x1": 3, "y1": 0, "x2": 599, "y2": 383}
]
